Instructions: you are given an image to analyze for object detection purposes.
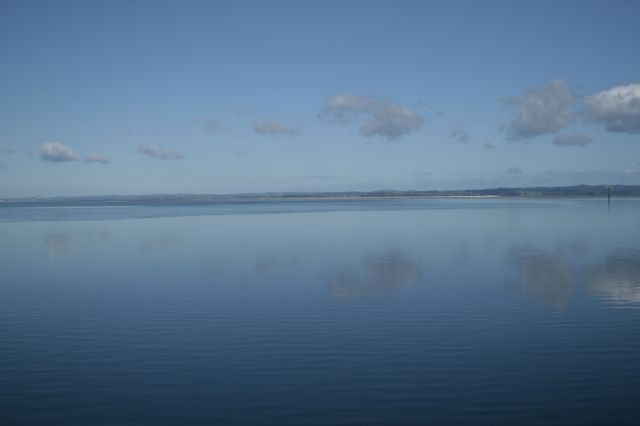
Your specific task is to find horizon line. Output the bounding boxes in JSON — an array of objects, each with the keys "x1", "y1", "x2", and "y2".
[{"x1": 1, "y1": 183, "x2": 635, "y2": 202}]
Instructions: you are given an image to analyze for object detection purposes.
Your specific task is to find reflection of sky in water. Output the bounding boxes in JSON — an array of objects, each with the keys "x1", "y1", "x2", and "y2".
[
  {"x1": 507, "y1": 240, "x2": 591, "y2": 309},
  {"x1": 141, "y1": 231, "x2": 183, "y2": 253},
  {"x1": 588, "y1": 250, "x2": 640, "y2": 307},
  {"x1": 5, "y1": 200, "x2": 638, "y2": 312},
  {"x1": 508, "y1": 239, "x2": 640, "y2": 310},
  {"x1": 255, "y1": 253, "x2": 301, "y2": 276},
  {"x1": 328, "y1": 250, "x2": 423, "y2": 300},
  {"x1": 40, "y1": 227, "x2": 112, "y2": 261},
  {"x1": 509, "y1": 246, "x2": 575, "y2": 308},
  {"x1": 43, "y1": 233, "x2": 71, "y2": 259},
  {"x1": 451, "y1": 242, "x2": 471, "y2": 266},
  {"x1": 3, "y1": 199, "x2": 640, "y2": 425}
]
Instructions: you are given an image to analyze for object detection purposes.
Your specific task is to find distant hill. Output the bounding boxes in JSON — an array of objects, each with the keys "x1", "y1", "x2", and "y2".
[{"x1": 2, "y1": 184, "x2": 639, "y2": 206}]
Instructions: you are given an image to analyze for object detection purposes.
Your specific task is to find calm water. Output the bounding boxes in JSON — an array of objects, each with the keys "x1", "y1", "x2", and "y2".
[{"x1": 1, "y1": 198, "x2": 640, "y2": 425}]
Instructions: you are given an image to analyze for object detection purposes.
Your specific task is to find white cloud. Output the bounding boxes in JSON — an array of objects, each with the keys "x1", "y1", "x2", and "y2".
[
  {"x1": 84, "y1": 154, "x2": 110, "y2": 164},
  {"x1": 297, "y1": 175, "x2": 341, "y2": 180},
  {"x1": 552, "y1": 132, "x2": 593, "y2": 147},
  {"x1": 483, "y1": 142, "x2": 496, "y2": 150},
  {"x1": 360, "y1": 105, "x2": 423, "y2": 140},
  {"x1": 450, "y1": 124, "x2": 471, "y2": 144},
  {"x1": 254, "y1": 120, "x2": 300, "y2": 137},
  {"x1": 584, "y1": 83, "x2": 640, "y2": 134},
  {"x1": 322, "y1": 94, "x2": 382, "y2": 123},
  {"x1": 138, "y1": 145, "x2": 184, "y2": 160},
  {"x1": 41, "y1": 142, "x2": 76, "y2": 162},
  {"x1": 201, "y1": 117, "x2": 222, "y2": 131},
  {"x1": 505, "y1": 80, "x2": 574, "y2": 141},
  {"x1": 321, "y1": 94, "x2": 423, "y2": 140}
]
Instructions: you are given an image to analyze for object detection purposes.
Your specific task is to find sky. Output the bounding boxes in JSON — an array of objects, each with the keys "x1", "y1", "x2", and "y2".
[{"x1": 1, "y1": 0, "x2": 639, "y2": 197}]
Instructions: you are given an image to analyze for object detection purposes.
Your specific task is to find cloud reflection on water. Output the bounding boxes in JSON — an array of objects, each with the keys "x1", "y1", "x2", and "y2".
[
  {"x1": 43, "y1": 233, "x2": 72, "y2": 259},
  {"x1": 509, "y1": 239, "x2": 640, "y2": 310},
  {"x1": 328, "y1": 249, "x2": 424, "y2": 300},
  {"x1": 508, "y1": 239, "x2": 590, "y2": 308},
  {"x1": 255, "y1": 253, "x2": 301, "y2": 276},
  {"x1": 141, "y1": 231, "x2": 183, "y2": 253},
  {"x1": 588, "y1": 249, "x2": 640, "y2": 307},
  {"x1": 41, "y1": 227, "x2": 111, "y2": 261},
  {"x1": 509, "y1": 245, "x2": 576, "y2": 308}
]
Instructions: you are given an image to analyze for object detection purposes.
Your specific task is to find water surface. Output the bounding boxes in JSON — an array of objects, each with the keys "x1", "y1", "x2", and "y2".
[{"x1": 2, "y1": 198, "x2": 640, "y2": 425}]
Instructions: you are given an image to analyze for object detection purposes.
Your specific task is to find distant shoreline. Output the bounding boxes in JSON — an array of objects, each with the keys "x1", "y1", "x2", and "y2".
[
  {"x1": 2, "y1": 184, "x2": 640, "y2": 206},
  {"x1": 1, "y1": 194, "x2": 504, "y2": 207}
]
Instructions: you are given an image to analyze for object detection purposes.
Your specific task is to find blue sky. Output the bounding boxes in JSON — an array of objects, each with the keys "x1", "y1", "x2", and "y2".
[{"x1": 1, "y1": 0, "x2": 639, "y2": 197}]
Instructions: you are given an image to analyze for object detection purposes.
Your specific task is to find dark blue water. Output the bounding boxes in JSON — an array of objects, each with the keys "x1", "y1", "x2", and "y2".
[{"x1": 1, "y1": 198, "x2": 640, "y2": 425}]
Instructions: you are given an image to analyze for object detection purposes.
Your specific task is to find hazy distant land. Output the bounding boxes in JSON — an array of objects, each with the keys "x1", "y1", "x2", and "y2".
[{"x1": 2, "y1": 184, "x2": 638, "y2": 206}]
